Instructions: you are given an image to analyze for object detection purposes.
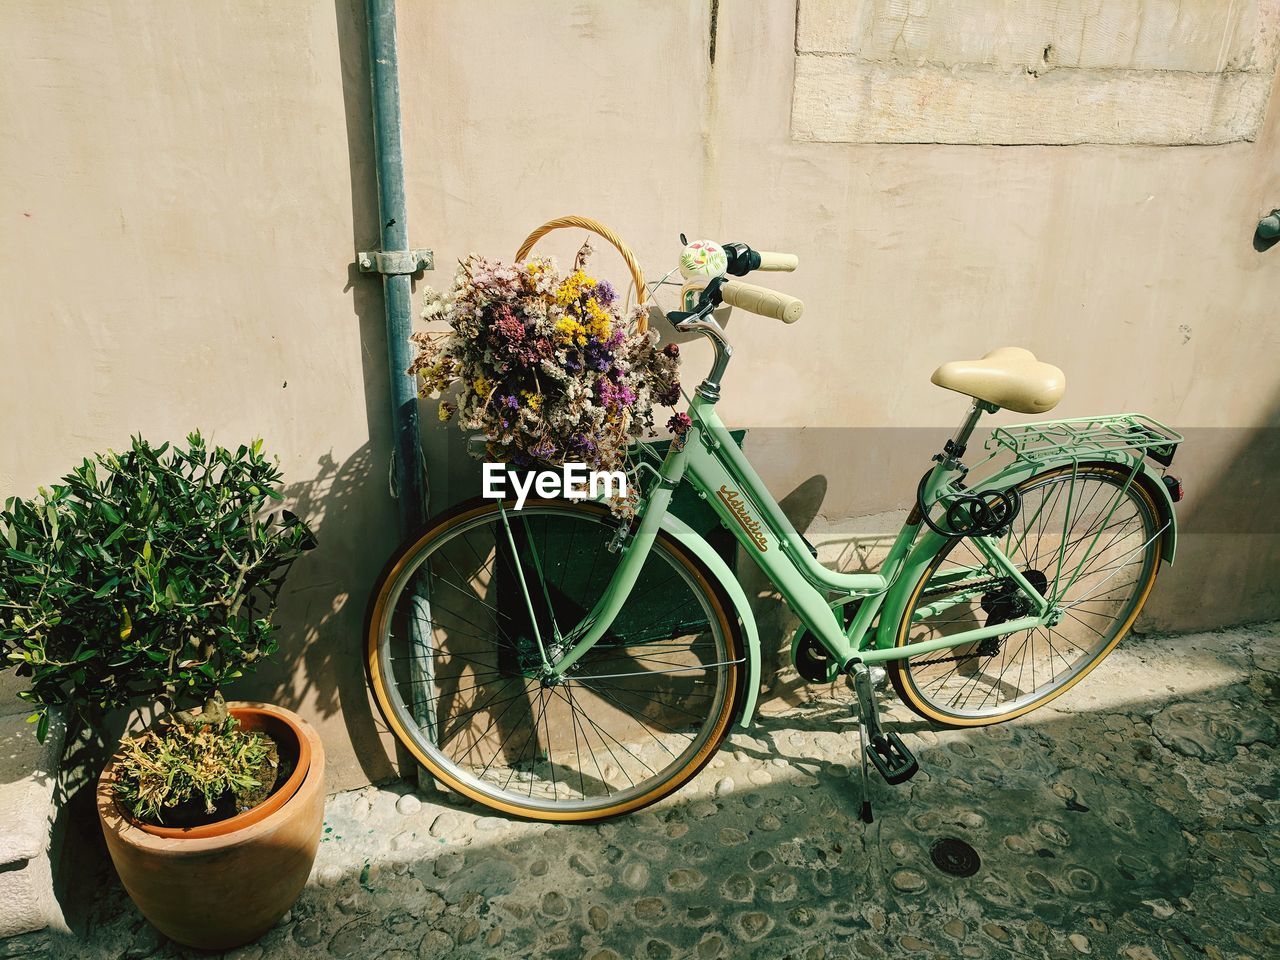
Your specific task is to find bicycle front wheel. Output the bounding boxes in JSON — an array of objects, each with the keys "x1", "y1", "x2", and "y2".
[
  {"x1": 889, "y1": 463, "x2": 1165, "y2": 726},
  {"x1": 366, "y1": 498, "x2": 744, "y2": 822}
]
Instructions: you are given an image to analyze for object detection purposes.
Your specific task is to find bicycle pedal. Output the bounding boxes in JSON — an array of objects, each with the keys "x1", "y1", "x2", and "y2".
[{"x1": 865, "y1": 731, "x2": 919, "y2": 785}]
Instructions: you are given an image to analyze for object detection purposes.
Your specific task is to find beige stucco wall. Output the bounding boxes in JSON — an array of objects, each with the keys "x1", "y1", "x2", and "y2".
[{"x1": 2, "y1": 1, "x2": 1277, "y2": 792}]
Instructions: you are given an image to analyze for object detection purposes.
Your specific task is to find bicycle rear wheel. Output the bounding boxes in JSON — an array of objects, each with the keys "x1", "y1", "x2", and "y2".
[
  {"x1": 366, "y1": 498, "x2": 744, "y2": 822},
  {"x1": 890, "y1": 463, "x2": 1165, "y2": 726}
]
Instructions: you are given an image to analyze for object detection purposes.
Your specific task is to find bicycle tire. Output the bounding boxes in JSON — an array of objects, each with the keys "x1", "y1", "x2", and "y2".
[
  {"x1": 365, "y1": 497, "x2": 745, "y2": 822},
  {"x1": 889, "y1": 463, "x2": 1164, "y2": 727}
]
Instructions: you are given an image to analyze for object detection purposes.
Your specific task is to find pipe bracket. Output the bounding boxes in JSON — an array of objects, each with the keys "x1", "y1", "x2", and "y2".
[{"x1": 358, "y1": 249, "x2": 434, "y2": 275}]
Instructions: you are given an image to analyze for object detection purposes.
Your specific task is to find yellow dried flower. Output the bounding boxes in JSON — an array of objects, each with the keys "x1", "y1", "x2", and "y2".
[
  {"x1": 584, "y1": 298, "x2": 613, "y2": 339},
  {"x1": 555, "y1": 269, "x2": 594, "y2": 307},
  {"x1": 554, "y1": 316, "x2": 586, "y2": 346}
]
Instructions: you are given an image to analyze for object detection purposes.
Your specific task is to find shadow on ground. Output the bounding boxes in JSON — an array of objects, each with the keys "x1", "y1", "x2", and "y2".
[{"x1": 7, "y1": 626, "x2": 1278, "y2": 960}]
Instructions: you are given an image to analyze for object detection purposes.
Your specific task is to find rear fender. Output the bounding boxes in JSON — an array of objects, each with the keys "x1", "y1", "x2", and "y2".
[{"x1": 972, "y1": 455, "x2": 1177, "y2": 564}]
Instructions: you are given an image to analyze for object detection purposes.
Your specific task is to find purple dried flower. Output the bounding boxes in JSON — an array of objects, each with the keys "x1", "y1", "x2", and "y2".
[
  {"x1": 584, "y1": 339, "x2": 612, "y2": 372},
  {"x1": 415, "y1": 249, "x2": 682, "y2": 475},
  {"x1": 592, "y1": 280, "x2": 616, "y2": 306}
]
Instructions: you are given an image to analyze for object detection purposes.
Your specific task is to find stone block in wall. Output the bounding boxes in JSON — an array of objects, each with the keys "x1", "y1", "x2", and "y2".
[{"x1": 793, "y1": 0, "x2": 1280, "y2": 144}]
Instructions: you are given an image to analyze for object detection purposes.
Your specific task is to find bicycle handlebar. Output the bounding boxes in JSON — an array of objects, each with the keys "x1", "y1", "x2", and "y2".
[
  {"x1": 721, "y1": 241, "x2": 799, "y2": 276},
  {"x1": 720, "y1": 279, "x2": 804, "y2": 323},
  {"x1": 754, "y1": 251, "x2": 799, "y2": 272},
  {"x1": 673, "y1": 238, "x2": 804, "y2": 324}
]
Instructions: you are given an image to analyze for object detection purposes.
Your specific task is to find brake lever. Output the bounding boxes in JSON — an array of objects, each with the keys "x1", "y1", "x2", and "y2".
[
  {"x1": 664, "y1": 276, "x2": 733, "y2": 401},
  {"x1": 666, "y1": 276, "x2": 725, "y2": 326}
]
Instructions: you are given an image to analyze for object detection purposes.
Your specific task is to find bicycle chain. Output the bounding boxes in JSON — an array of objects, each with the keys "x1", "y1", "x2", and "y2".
[
  {"x1": 908, "y1": 576, "x2": 1005, "y2": 668},
  {"x1": 918, "y1": 576, "x2": 1003, "y2": 602},
  {"x1": 908, "y1": 649, "x2": 990, "y2": 668}
]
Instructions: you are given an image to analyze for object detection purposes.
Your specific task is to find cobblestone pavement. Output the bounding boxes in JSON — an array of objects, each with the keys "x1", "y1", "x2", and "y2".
[{"x1": 7, "y1": 623, "x2": 1278, "y2": 960}]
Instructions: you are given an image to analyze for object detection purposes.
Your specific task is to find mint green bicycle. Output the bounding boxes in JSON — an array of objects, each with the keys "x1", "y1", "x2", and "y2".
[{"x1": 366, "y1": 239, "x2": 1184, "y2": 822}]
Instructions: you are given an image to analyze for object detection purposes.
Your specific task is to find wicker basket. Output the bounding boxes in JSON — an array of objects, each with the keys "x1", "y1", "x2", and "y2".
[{"x1": 515, "y1": 216, "x2": 649, "y2": 332}]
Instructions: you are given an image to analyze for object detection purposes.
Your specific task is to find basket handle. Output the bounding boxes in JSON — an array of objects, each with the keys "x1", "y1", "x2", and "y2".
[{"x1": 516, "y1": 216, "x2": 649, "y2": 330}]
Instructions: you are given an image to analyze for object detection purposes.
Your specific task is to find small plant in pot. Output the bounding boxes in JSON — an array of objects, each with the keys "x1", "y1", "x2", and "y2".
[{"x1": 0, "y1": 434, "x2": 321, "y2": 950}]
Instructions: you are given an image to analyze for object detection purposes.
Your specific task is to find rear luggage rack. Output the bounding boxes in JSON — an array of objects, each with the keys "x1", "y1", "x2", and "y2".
[{"x1": 988, "y1": 414, "x2": 1183, "y2": 466}]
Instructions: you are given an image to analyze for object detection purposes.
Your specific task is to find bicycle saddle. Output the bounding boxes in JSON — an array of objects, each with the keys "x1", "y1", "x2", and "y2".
[{"x1": 931, "y1": 347, "x2": 1065, "y2": 415}]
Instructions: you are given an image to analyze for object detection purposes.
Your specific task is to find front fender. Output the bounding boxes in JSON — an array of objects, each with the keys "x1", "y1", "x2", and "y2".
[{"x1": 659, "y1": 512, "x2": 763, "y2": 728}]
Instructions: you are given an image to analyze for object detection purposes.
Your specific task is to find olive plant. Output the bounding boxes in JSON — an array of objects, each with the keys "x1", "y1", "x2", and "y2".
[{"x1": 0, "y1": 433, "x2": 315, "y2": 740}]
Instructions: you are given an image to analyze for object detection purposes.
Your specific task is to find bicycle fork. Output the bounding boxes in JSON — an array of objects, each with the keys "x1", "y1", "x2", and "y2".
[{"x1": 847, "y1": 662, "x2": 919, "y2": 823}]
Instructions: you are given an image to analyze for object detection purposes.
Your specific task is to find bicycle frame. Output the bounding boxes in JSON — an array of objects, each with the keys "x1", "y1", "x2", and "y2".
[{"x1": 540, "y1": 394, "x2": 1162, "y2": 683}]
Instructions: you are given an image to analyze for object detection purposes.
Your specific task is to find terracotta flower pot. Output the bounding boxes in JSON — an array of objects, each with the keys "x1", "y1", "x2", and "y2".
[{"x1": 96, "y1": 702, "x2": 325, "y2": 951}]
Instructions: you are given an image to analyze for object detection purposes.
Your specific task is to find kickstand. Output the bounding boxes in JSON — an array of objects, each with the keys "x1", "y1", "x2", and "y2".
[
  {"x1": 855, "y1": 717, "x2": 874, "y2": 823},
  {"x1": 848, "y1": 660, "x2": 918, "y2": 816}
]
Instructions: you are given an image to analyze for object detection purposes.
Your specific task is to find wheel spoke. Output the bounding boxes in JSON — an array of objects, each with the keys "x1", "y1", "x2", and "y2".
[
  {"x1": 368, "y1": 503, "x2": 739, "y2": 817},
  {"x1": 897, "y1": 468, "x2": 1160, "y2": 720}
]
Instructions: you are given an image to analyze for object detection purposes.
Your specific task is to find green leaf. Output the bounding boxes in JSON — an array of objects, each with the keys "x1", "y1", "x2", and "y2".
[
  {"x1": 1, "y1": 433, "x2": 312, "y2": 739},
  {"x1": 92, "y1": 577, "x2": 120, "y2": 599}
]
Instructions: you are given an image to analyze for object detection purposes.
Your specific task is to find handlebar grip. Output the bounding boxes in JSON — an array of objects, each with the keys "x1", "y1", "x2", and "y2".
[
  {"x1": 755, "y1": 251, "x2": 799, "y2": 272},
  {"x1": 720, "y1": 280, "x2": 804, "y2": 323}
]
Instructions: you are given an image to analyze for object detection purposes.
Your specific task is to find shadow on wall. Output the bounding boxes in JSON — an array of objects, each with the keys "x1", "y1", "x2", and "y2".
[
  {"x1": 229, "y1": 445, "x2": 401, "y2": 786},
  {"x1": 733, "y1": 391, "x2": 1280, "y2": 711},
  {"x1": 1144, "y1": 388, "x2": 1280, "y2": 631},
  {"x1": 251, "y1": 446, "x2": 397, "y2": 784},
  {"x1": 232, "y1": 0, "x2": 412, "y2": 785}
]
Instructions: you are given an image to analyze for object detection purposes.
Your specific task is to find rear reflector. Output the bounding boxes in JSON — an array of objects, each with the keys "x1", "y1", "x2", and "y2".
[{"x1": 1162, "y1": 475, "x2": 1184, "y2": 503}]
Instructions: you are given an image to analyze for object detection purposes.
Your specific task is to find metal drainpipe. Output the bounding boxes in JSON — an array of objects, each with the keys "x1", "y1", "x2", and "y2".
[
  {"x1": 360, "y1": 0, "x2": 430, "y2": 532},
  {"x1": 360, "y1": 0, "x2": 436, "y2": 786}
]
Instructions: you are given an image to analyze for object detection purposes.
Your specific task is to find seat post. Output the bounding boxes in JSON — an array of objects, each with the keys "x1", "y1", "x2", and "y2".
[{"x1": 943, "y1": 400, "x2": 998, "y2": 465}]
